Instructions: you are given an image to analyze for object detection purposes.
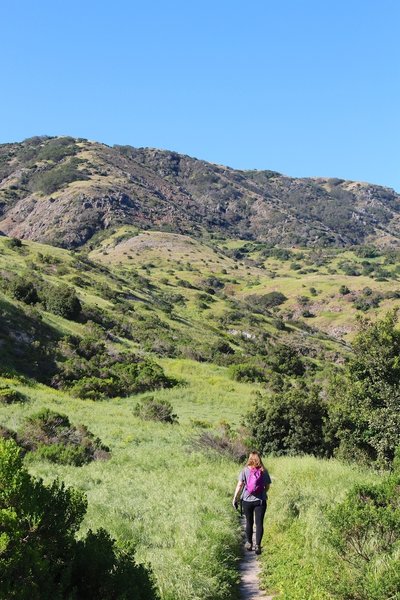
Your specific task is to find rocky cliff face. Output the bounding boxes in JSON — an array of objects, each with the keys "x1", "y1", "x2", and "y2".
[{"x1": 0, "y1": 136, "x2": 399, "y2": 248}]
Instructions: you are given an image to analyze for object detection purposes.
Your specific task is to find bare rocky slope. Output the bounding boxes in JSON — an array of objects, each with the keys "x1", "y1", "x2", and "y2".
[{"x1": 0, "y1": 136, "x2": 399, "y2": 248}]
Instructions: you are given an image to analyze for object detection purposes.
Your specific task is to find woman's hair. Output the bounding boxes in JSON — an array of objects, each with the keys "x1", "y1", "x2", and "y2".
[{"x1": 246, "y1": 450, "x2": 264, "y2": 470}]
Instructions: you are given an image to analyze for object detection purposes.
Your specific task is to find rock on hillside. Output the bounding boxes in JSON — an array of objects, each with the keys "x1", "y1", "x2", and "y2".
[{"x1": 0, "y1": 136, "x2": 399, "y2": 248}]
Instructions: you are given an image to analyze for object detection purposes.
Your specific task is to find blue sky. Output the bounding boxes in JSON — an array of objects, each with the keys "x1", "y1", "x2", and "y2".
[{"x1": 1, "y1": 0, "x2": 399, "y2": 190}]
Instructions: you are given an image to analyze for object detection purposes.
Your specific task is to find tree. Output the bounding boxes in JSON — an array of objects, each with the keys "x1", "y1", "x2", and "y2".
[
  {"x1": 243, "y1": 383, "x2": 329, "y2": 456},
  {"x1": 329, "y1": 311, "x2": 400, "y2": 467}
]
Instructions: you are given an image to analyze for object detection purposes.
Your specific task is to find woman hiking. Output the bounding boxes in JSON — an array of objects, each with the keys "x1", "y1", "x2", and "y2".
[{"x1": 232, "y1": 450, "x2": 271, "y2": 555}]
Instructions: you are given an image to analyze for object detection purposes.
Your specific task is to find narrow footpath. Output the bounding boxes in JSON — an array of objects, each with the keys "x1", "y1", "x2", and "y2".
[{"x1": 238, "y1": 517, "x2": 276, "y2": 600}]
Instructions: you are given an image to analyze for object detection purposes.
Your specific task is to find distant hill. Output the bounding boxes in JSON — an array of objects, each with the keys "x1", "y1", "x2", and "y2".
[{"x1": 0, "y1": 136, "x2": 399, "y2": 249}]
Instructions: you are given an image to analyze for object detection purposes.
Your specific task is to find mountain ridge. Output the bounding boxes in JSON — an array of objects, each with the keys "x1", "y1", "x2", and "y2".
[{"x1": 0, "y1": 136, "x2": 399, "y2": 249}]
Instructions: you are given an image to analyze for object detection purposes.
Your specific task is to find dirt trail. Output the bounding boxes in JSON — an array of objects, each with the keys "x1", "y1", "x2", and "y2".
[{"x1": 238, "y1": 518, "x2": 276, "y2": 600}]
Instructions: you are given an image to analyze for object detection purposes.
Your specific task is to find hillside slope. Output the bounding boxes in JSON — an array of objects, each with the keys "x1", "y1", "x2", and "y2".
[{"x1": 0, "y1": 136, "x2": 399, "y2": 248}]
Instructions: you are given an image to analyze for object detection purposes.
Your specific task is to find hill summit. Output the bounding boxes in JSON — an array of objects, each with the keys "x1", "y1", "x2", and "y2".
[{"x1": 0, "y1": 136, "x2": 399, "y2": 248}]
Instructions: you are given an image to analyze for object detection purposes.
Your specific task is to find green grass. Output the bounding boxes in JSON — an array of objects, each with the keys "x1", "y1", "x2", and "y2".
[
  {"x1": 0, "y1": 364, "x2": 252, "y2": 600},
  {"x1": 259, "y1": 456, "x2": 380, "y2": 599},
  {"x1": 1, "y1": 232, "x2": 399, "y2": 599}
]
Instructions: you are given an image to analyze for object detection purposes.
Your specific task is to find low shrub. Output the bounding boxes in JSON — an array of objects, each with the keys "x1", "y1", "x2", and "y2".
[
  {"x1": 4, "y1": 237, "x2": 22, "y2": 249},
  {"x1": 268, "y1": 344, "x2": 305, "y2": 376},
  {"x1": 229, "y1": 363, "x2": 266, "y2": 383},
  {"x1": 20, "y1": 409, "x2": 110, "y2": 465},
  {"x1": 133, "y1": 395, "x2": 178, "y2": 424},
  {"x1": 326, "y1": 466, "x2": 400, "y2": 599},
  {"x1": 43, "y1": 283, "x2": 82, "y2": 319},
  {"x1": 0, "y1": 385, "x2": 26, "y2": 404},
  {"x1": 191, "y1": 426, "x2": 247, "y2": 462},
  {"x1": 246, "y1": 291, "x2": 287, "y2": 311},
  {"x1": 0, "y1": 438, "x2": 158, "y2": 599}
]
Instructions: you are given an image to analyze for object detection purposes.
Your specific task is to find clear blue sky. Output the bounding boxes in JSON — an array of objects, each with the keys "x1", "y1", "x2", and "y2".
[{"x1": 1, "y1": 0, "x2": 399, "y2": 190}]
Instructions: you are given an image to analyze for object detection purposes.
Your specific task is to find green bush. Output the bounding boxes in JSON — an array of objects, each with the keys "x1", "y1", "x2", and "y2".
[
  {"x1": 339, "y1": 284, "x2": 350, "y2": 295},
  {"x1": 35, "y1": 136, "x2": 78, "y2": 162},
  {"x1": 54, "y1": 333, "x2": 177, "y2": 399},
  {"x1": 133, "y1": 395, "x2": 178, "y2": 424},
  {"x1": 7, "y1": 276, "x2": 39, "y2": 305},
  {"x1": 43, "y1": 283, "x2": 82, "y2": 319},
  {"x1": 0, "y1": 385, "x2": 26, "y2": 404},
  {"x1": 0, "y1": 438, "x2": 157, "y2": 599},
  {"x1": 329, "y1": 311, "x2": 400, "y2": 467},
  {"x1": 327, "y1": 470, "x2": 400, "y2": 599},
  {"x1": 268, "y1": 344, "x2": 305, "y2": 376},
  {"x1": 30, "y1": 157, "x2": 89, "y2": 194},
  {"x1": 246, "y1": 291, "x2": 287, "y2": 311},
  {"x1": 20, "y1": 409, "x2": 110, "y2": 465},
  {"x1": 229, "y1": 363, "x2": 266, "y2": 383},
  {"x1": 4, "y1": 237, "x2": 22, "y2": 249},
  {"x1": 243, "y1": 384, "x2": 329, "y2": 456}
]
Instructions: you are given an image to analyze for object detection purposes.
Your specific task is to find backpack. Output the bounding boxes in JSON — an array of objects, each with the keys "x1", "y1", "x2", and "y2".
[{"x1": 245, "y1": 467, "x2": 264, "y2": 496}]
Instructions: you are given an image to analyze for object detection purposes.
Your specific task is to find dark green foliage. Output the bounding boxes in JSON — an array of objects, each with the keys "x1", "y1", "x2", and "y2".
[
  {"x1": 0, "y1": 439, "x2": 157, "y2": 599},
  {"x1": 20, "y1": 409, "x2": 110, "y2": 465},
  {"x1": 0, "y1": 297, "x2": 59, "y2": 381},
  {"x1": 35, "y1": 137, "x2": 79, "y2": 163},
  {"x1": 4, "y1": 276, "x2": 82, "y2": 320},
  {"x1": 243, "y1": 384, "x2": 329, "y2": 456},
  {"x1": 268, "y1": 344, "x2": 305, "y2": 376},
  {"x1": 43, "y1": 284, "x2": 82, "y2": 319},
  {"x1": 329, "y1": 311, "x2": 400, "y2": 467},
  {"x1": 4, "y1": 237, "x2": 22, "y2": 249},
  {"x1": 29, "y1": 157, "x2": 89, "y2": 194},
  {"x1": 326, "y1": 470, "x2": 400, "y2": 599},
  {"x1": 0, "y1": 385, "x2": 26, "y2": 404},
  {"x1": 339, "y1": 284, "x2": 350, "y2": 295},
  {"x1": 229, "y1": 363, "x2": 266, "y2": 383},
  {"x1": 7, "y1": 276, "x2": 39, "y2": 305},
  {"x1": 133, "y1": 395, "x2": 178, "y2": 424},
  {"x1": 339, "y1": 261, "x2": 361, "y2": 276},
  {"x1": 353, "y1": 288, "x2": 383, "y2": 311},
  {"x1": 246, "y1": 291, "x2": 287, "y2": 311},
  {"x1": 261, "y1": 247, "x2": 293, "y2": 260},
  {"x1": 354, "y1": 245, "x2": 380, "y2": 258},
  {"x1": 54, "y1": 332, "x2": 176, "y2": 399}
]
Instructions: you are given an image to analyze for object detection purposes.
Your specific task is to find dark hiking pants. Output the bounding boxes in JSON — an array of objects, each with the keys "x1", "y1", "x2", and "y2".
[{"x1": 242, "y1": 499, "x2": 267, "y2": 546}]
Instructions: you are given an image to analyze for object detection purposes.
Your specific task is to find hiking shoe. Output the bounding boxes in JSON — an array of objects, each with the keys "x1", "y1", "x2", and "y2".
[
  {"x1": 255, "y1": 545, "x2": 261, "y2": 555},
  {"x1": 245, "y1": 542, "x2": 253, "y2": 551}
]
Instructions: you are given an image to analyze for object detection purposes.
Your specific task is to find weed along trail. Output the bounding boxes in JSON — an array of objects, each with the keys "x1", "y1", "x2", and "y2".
[{"x1": 238, "y1": 518, "x2": 276, "y2": 600}]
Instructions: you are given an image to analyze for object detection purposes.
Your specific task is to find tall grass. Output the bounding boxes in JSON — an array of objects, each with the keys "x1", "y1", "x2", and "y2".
[
  {"x1": 0, "y1": 369, "x2": 248, "y2": 600},
  {"x1": 259, "y1": 456, "x2": 380, "y2": 599}
]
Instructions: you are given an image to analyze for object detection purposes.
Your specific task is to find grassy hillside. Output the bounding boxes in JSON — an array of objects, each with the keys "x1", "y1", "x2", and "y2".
[{"x1": 1, "y1": 231, "x2": 399, "y2": 598}]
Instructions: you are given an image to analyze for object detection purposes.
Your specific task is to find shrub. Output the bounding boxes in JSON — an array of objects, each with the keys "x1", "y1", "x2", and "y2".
[
  {"x1": 43, "y1": 284, "x2": 82, "y2": 319},
  {"x1": 133, "y1": 395, "x2": 178, "y2": 424},
  {"x1": 0, "y1": 439, "x2": 157, "y2": 599},
  {"x1": 4, "y1": 237, "x2": 22, "y2": 249},
  {"x1": 30, "y1": 157, "x2": 89, "y2": 194},
  {"x1": 328, "y1": 311, "x2": 400, "y2": 467},
  {"x1": 229, "y1": 363, "x2": 266, "y2": 383},
  {"x1": 339, "y1": 284, "x2": 350, "y2": 295},
  {"x1": 243, "y1": 384, "x2": 329, "y2": 457},
  {"x1": 7, "y1": 276, "x2": 39, "y2": 305},
  {"x1": 20, "y1": 409, "x2": 110, "y2": 465},
  {"x1": 268, "y1": 344, "x2": 305, "y2": 376},
  {"x1": 326, "y1": 470, "x2": 400, "y2": 599},
  {"x1": 0, "y1": 385, "x2": 26, "y2": 404},
  {"x1": 246, "y1": 291, "x2": 287, "y2": 311}
]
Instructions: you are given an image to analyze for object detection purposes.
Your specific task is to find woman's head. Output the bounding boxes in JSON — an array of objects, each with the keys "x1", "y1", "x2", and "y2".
[{"x1": 246, "y1": 450, "x2": 264, "y2": 469}]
